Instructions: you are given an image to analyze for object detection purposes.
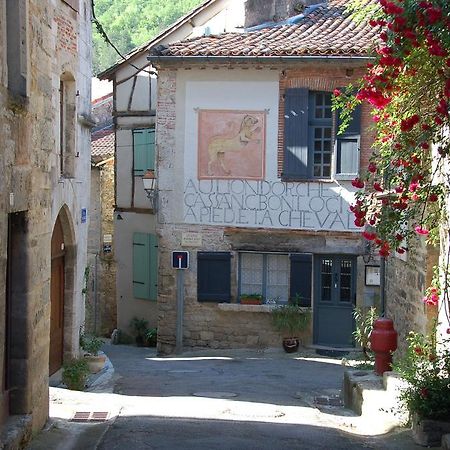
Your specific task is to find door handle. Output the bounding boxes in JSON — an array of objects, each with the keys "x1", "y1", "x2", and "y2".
[{"x1": 334, "y1": 273, "x2": 338, "y2": 289}]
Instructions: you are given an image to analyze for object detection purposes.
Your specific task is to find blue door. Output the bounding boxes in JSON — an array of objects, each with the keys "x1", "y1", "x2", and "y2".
[{"x1": 314, "y1": 256, "x2": 356, "y2": 347}]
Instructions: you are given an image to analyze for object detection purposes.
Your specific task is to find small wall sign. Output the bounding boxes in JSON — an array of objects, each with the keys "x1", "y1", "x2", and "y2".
[
  {"x1": 81, "y1": 208, "x2": 87, "y2": 224},
  {"x1": 181, "y1": 232, "x2": 202, "y2": 247},
  {"x1": 365, "y1": 265, "x2": 381, "y2": 286},
  {"x1": 172, "y1": 251, "x2": 189, "y2": 269}
]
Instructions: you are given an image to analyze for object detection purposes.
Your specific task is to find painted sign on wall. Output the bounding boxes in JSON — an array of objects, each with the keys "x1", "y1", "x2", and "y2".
[
  {"x1": 183, "y1": 178, "x2": 359, "y2": 232},
  {"x1": 198, "y1": 110, "x2": 265, "y2": 180}
]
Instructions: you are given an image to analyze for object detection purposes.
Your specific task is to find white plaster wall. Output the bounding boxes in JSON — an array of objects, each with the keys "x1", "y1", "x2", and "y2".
[
  {"x1": 162, "y1": 68, "x2": 360, "y2": 232},
  {"x1": 115, "y1": 211, "x2": 158, "y2": 332}
]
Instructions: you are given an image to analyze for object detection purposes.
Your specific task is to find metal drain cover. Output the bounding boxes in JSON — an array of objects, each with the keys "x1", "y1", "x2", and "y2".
[
  {"x1": 193, "y1": 391, "x2": 238, "y2": 398},
  {"x1": 71, "y1": 411, "x2": 109, "y2": 422}
]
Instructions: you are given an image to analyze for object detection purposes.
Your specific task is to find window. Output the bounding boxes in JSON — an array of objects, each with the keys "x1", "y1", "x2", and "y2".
[
  {"x1": 59, "y1": 75, "x2": 76, "y2": 177},
  {"x1": 197, "y1": 252, "x2": 231, "y2": 302},
  {"x1": 6, "y1": 0, "x2": 28, "y2": 98},
  {"x1": 239, "y1": 252, "x2": 312, "y2": 305},
  {"x1": 133, "y1": 129, "x2": 155, "y2": 176},
  {"x1": 132, "y1": 233, "x2": 158, "y2": 300},
  {"x1": 283, "y1": 88, "x2": 361, "y2": 180}
]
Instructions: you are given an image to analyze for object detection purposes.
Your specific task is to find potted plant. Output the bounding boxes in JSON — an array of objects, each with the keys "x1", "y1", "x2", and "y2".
[
  {"x1": 271, "y1": 304, "x2": 310, "y2": 353},
  {"x1": 239, "y1": 293, "x2": 263, "y2": 305},
  {"x1": 145, "y1": 327, "x2": 157, "y2": 347},
  {"x1": 394, "y1": 332, "x2": 450, "y2": 446},
  {"x1": 130, "y1": 317, "x2": 149, "y2": 346},
  {"x1": 62, "y1": 358, "x2": 90, "y2": 391},
  {"x1": 80, "y1": 334, "x2": 106, "y2": 373}
]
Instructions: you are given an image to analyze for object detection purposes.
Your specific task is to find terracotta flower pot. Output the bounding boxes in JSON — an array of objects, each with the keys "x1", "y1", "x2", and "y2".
[
  {"x1": 84, "y1": 354, "x2": 106, "y2": 374},
  {"x1": 240, "y1": 297, "x2": 263, "y2": 305}
]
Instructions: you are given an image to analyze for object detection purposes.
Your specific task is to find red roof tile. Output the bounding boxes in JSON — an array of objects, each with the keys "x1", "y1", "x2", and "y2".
[
  {"x1": 91, "y1": 127, "x2": 114, "y2": 161},
  {"x1": 152, "y1": 0, "x2": 378, "y2": 58}
]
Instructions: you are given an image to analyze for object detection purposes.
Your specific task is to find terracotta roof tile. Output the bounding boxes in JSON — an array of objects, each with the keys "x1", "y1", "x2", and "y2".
[
  {"x1": 152, "y1": 0, "x2": 378, "y2": 58},
  {"x1": 91, "y1": 127, "x2": 114, "y2": 161}
]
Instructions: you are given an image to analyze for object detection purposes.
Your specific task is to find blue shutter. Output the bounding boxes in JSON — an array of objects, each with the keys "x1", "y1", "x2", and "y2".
[
  {"x1": 133, "y1": 232, "x2": 158, "y2": 300},
  {"x1": 197, "y1": 252, "x2": 231, "y2": 302},
  {"x1": 283, "y1": 88, "x2": 309, "y2": 178},
  {"x1": 289, "y1": 254, "x2": 312, "y2": 307},
  {"x1": 336, "y1": 104, "x2": 361, "y2": 175},
  {"x1": 133, "y1": 129, "x2": 155, "y2": 176}
]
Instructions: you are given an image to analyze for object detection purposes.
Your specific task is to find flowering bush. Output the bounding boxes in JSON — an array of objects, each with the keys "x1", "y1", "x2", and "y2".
[
  {"x1": 334, "y1": 0, "x2": 450, "y2": 256},
  {"x1": 394, "y1": 332, "x2": 450, "y2": 420}
]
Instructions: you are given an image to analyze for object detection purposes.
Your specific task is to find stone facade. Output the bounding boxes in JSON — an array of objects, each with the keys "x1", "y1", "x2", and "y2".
[
  {"x1": 0, "y1": 0, "x2": 91, "y2": 437},
  {"x1": 386, "y1": 238, "x2": 439, "y2": 356},
  {"x1": 87, "y1": 159, "x2": 116, "y2": 336},
  {"x1": 155, "y1": 64, "x2": 379, "y2": 354}
]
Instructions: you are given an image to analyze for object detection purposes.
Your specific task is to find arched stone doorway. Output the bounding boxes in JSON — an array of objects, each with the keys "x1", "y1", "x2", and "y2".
[
  {"x1": 50, "y1": 207, "x2": 76, "y2": 375},
  {"x1": 50, "y1": 216, "x2": 65, "y2": 375}
]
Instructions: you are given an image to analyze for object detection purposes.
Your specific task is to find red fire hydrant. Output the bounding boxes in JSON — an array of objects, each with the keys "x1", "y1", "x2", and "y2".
[{"x1": 370, "y1": 318, "x2": 398, "y2": 375}]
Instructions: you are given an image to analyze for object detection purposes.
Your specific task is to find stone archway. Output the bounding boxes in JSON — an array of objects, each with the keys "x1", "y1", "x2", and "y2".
[{"x1": 50, "y1": 206, "x2": 76, "y2": 375}]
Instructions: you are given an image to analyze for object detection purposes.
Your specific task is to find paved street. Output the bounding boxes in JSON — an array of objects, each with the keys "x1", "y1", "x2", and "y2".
[{"x1": 27, "y1": 344, "x2": 430, "y2": 449}]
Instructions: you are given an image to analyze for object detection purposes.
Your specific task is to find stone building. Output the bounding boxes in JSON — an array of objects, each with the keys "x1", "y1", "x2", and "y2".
[
  {"x1": 98, "y1": 0, "x2": 248, "y2": 337},
  {"x1": 0, "y1": 0, "x2": 91, "y2": 443},
  {"x1": 149, "y1": 0, "x2": 382, "y2": 354},
  {"x1": 87, "y1": 90, "x2": 116, "y2": 336}
]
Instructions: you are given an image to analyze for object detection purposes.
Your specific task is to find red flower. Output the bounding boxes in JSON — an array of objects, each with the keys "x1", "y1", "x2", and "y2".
[
  {"x1": 333, "y1": 89, "x2": 341, "y2": 97},
  {"x1": 414, "y1": 347, "x2": 423, "y2": 355},
  {"x1": 368, "y1": 162, "x2": 377, "y2": 173},
  {"x1": 362, "y1": 231, "x2": 377, "y2": 241},
  {"x1": 428, "y1": 193, "x2": 438, "y2": 202},
  {"x1": 373, "y1": 182, "x2": 383, "y2": 192},
  {"x1": 415, "y1": 225, "x2": 429, "y2": 235},
  {"x1": 425, "y1": 7, "x2": 442, "y2": 24},
  {"x1": 351, "y1": 178, "x2": 365, "y2": 189},
  {"x1": 400, "y1": 115, "x2": 420, "y2": 132}
]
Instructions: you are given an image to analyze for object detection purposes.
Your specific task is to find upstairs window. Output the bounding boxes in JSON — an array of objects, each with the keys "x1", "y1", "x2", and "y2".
[
  {"x1": 282, "y1": 88, "x2": 361, "y2": 180},
  {"x1": 59, "y1": 74, "x2": 76, "y2": 177},
  {"x1": 6, "y1": 0, "x2": 28, "y2": 98}
]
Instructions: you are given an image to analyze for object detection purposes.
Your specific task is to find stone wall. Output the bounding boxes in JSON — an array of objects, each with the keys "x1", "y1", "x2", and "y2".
[
  {"x1": 386, "y1": 237, "x2": 439, "y2": 356},
  {"x1": 87, "y1": 159, "x2": 116, "y2": 335},
  {"x1": 0, "y1": 0, "x2": 91, "y2": 434}
]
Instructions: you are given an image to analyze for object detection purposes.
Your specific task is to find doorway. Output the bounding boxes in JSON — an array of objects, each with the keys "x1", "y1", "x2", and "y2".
[
  {"x1": 313, "y1": 255, "x2": 356, "y2": 347},
  {"x1": 50, "y1": 216, "x2": 65, "y2": 375}
]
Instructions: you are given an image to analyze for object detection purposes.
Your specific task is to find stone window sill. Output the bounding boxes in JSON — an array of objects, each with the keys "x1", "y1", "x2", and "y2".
[{"x1": 218, "y1": 303, "x2": 313, "y2": 313}]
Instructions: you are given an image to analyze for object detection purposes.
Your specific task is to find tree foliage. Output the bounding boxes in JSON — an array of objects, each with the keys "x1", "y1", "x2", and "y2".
[{"x1": 92, "y1": 0, "x2": 204, "y2": 74}]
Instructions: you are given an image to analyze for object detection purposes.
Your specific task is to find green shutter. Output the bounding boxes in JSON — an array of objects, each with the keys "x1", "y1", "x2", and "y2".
[
  {"x1": 149, "y1": 234, "x2": 158, "y2": 300},
  {"x1": 283, "y1": 88, "x2": 309, "y2": 178},
  {"x1": 132, "y1": 232, "x2": 158, "y2": 300},
  {"x1": 133, "y1": 129, "x2": 155, "y2": 176}
]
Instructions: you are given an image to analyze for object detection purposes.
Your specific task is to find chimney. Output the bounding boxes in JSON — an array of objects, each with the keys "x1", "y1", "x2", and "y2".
[{"x1": 244, "y1": 0, "x2": 326, "y2": 28}]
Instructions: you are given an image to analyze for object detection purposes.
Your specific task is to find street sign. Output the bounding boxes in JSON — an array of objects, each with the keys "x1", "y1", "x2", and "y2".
[{"x1": 172, "y1": 251, "x2": 189, "y2": 269}]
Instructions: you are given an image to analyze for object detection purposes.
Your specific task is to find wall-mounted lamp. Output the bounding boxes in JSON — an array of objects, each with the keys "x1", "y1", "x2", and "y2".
[{"x1": 143, "y1": 169, "x2": 158, "y2": 211}]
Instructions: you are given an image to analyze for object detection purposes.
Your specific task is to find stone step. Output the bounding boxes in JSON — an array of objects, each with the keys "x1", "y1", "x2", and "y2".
[{"x1": 343, "y1": 368, "x2": 408, "y2": 431}]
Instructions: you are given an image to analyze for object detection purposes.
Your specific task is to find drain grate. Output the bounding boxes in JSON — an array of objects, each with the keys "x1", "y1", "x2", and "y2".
[{"x1": 71, "y1": 411, "x2": 109, "y2": 422}]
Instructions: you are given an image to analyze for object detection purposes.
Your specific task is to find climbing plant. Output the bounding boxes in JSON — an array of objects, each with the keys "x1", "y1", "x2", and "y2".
[{"x1": 334, "y1": 0, "x2": 450, "y2": 324}]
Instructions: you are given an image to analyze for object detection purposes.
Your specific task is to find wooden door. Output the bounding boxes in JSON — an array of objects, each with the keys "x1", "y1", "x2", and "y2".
[{"x1": 50, "y1": 217, "x2": 65, "y2": 375}]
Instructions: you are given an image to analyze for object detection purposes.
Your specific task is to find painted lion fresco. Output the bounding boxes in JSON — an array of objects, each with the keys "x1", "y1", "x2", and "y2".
[{"x1": 198, "y1": 110, "x2": 265, "y2": 180}]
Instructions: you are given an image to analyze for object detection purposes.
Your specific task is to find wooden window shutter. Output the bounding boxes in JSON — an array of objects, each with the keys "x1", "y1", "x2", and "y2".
[
  {"x1": 133, "y1": 232, "x2": 158, "y2": 300},
  {"x1": 283, "y1": 88, "x2": 309, "y2": 178},
  {"x1": 335, "y1": 103, "x2": 361, "y2": 176},
  {"x1": 289, "y1": 254, "x2": 312, "y2": 307},
  {"x1": 133, "y1": 129, "x2": 155, "y2": 176},
  {"x1": 197, "y1": 252, "x2": 231, "y2": 302}
]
